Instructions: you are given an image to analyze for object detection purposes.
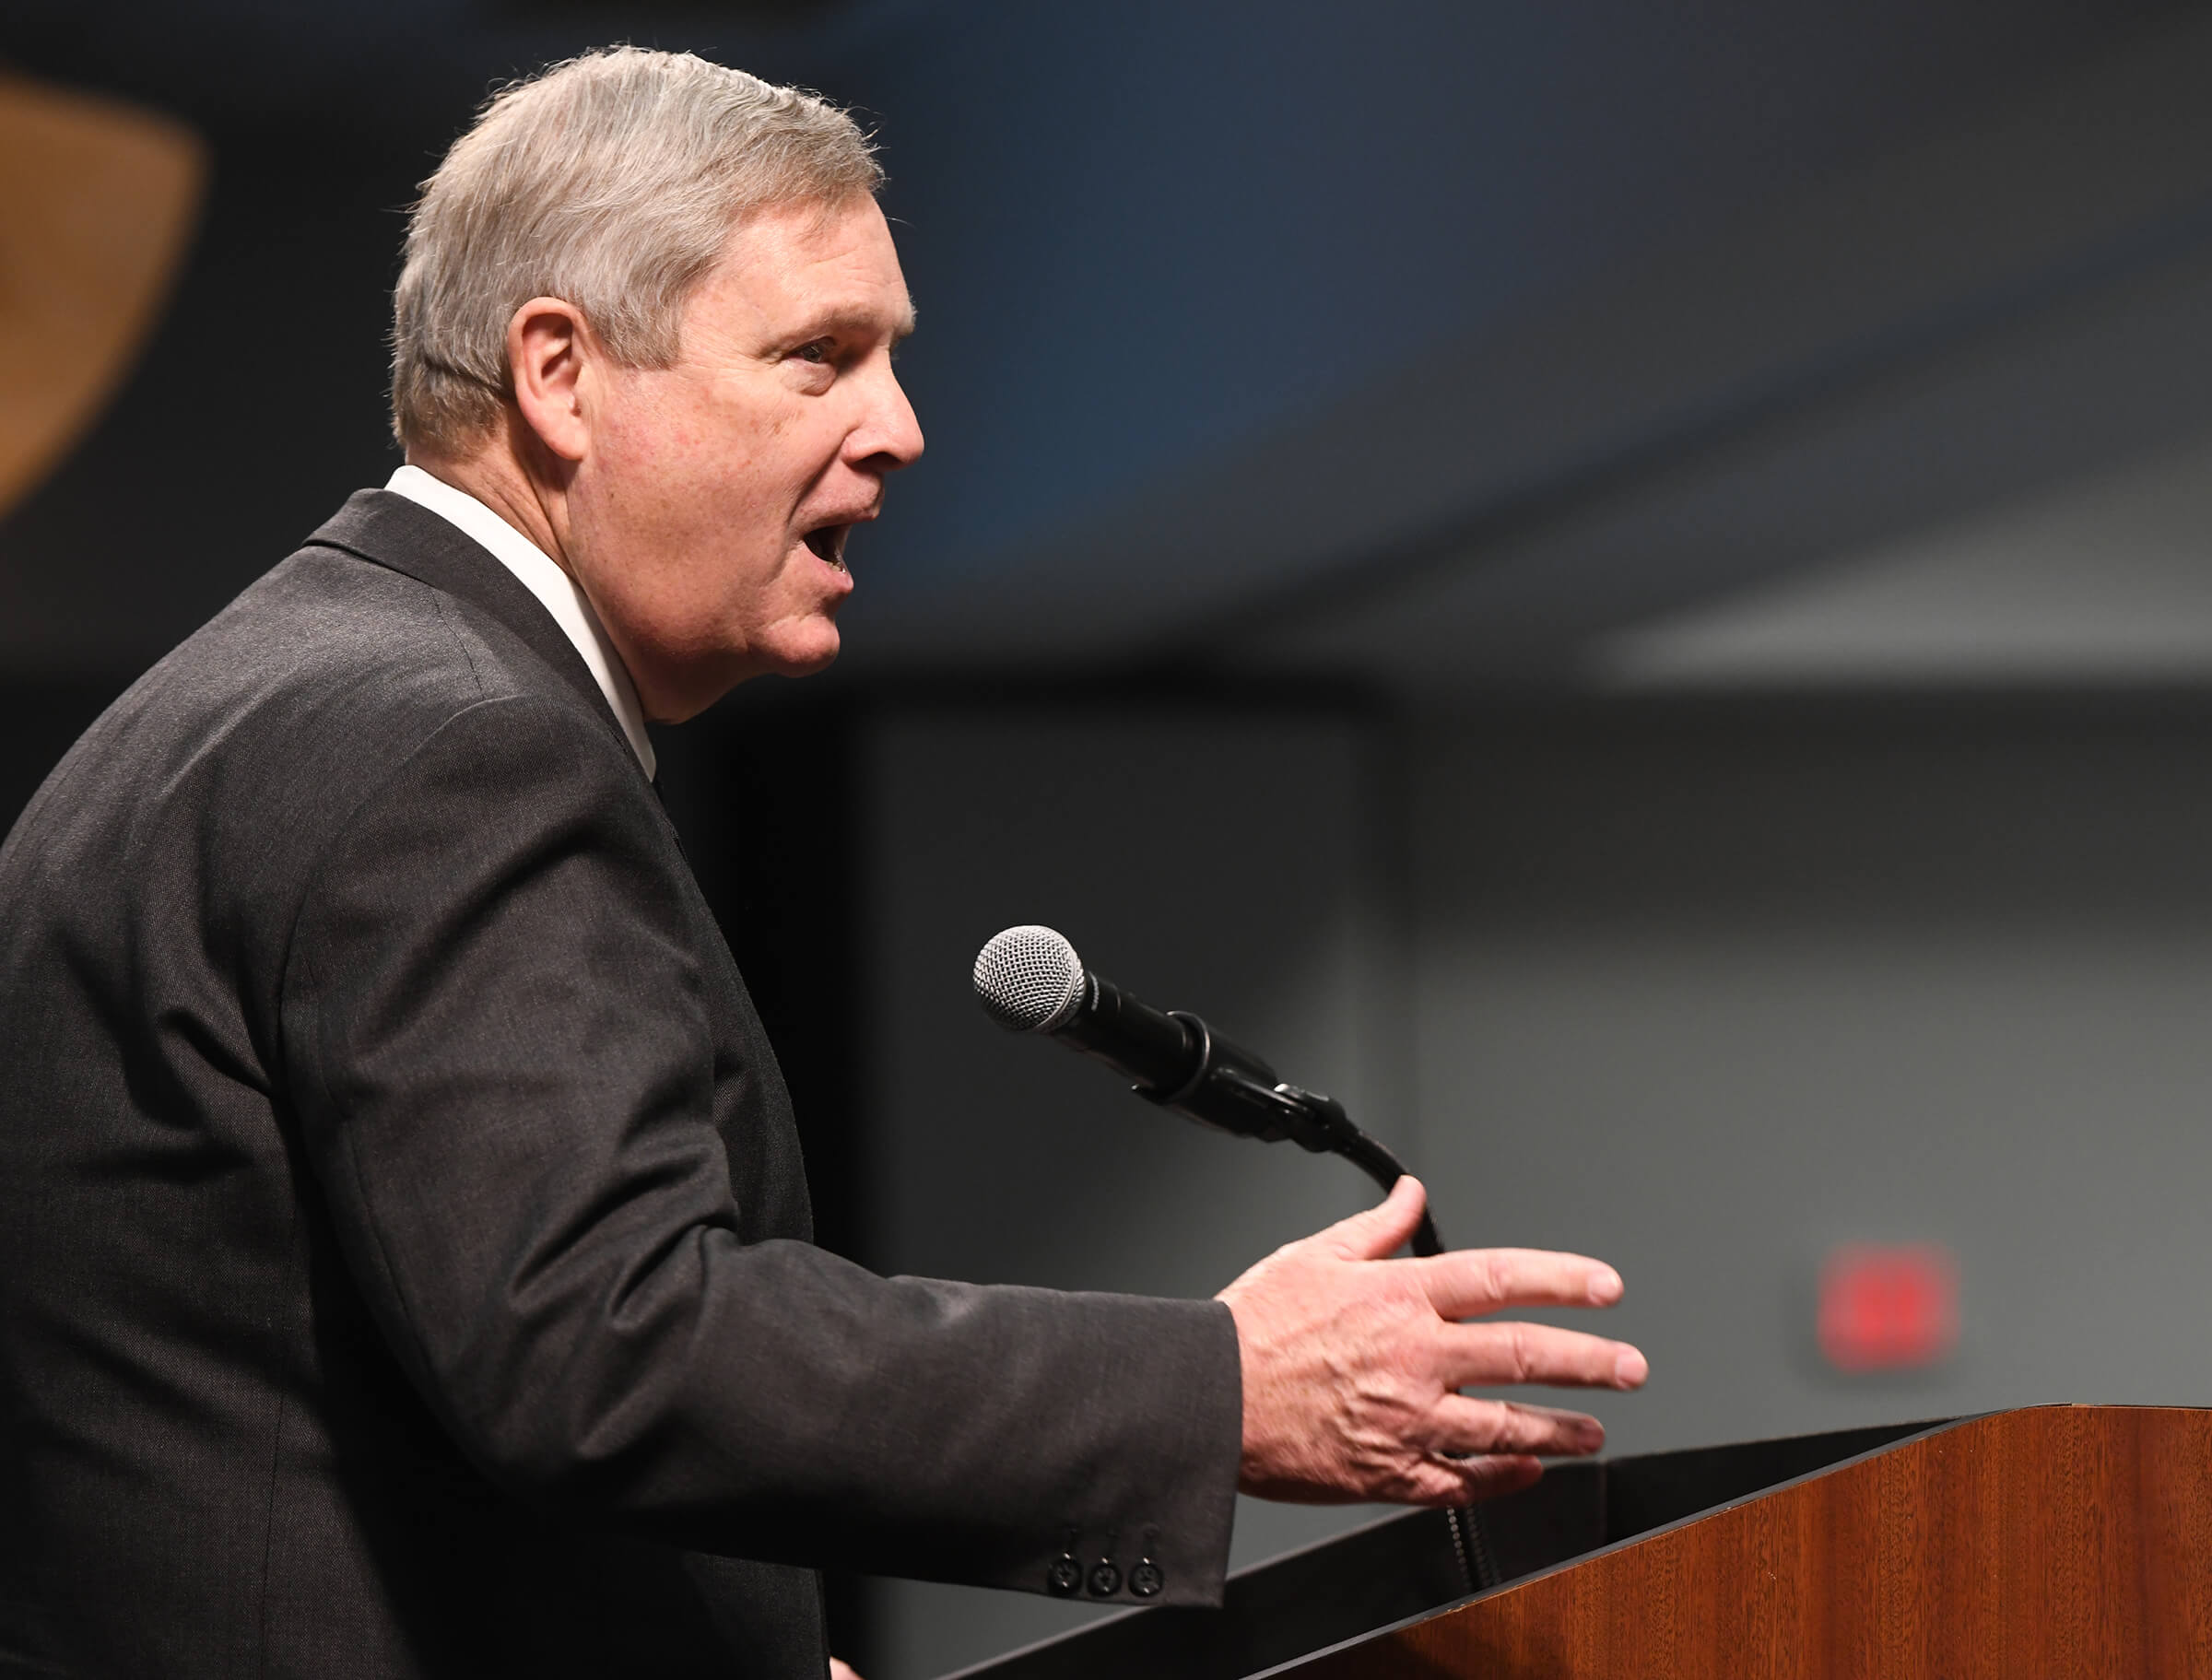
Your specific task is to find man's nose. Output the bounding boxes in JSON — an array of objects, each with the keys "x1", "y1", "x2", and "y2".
[{"x1": 850, "y1": 366, "x2": 924, "y2": 472}]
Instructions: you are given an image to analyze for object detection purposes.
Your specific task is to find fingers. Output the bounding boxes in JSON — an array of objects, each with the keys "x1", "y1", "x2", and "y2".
[
  {"x1": 1259, "y1": 1399, "x2": 1603, "y2": 1510},
  {"x1": 1415, "y1": 1246, "x2": 1625, "y2": 1320},
  {"x1": 1319, "y1": 1173, "x2": 1430, "y2": 1263},
  {"x1": 1427, "y1": 1396, "x2": 1606, "y2": 1460},
  {"x1": 1331, "y1": 1447, "x2": 1545, "y2": 1509},
  {"x1": 1386, "y1": 1451, "x2": 1548, "y2": 1507},
  {"x1": 1436, "y1": 1319, "x2": 1648, "y2": 1392},
  {"x1": 1444, "y1": 1452, "x2": 1546, "y2": 1504}
]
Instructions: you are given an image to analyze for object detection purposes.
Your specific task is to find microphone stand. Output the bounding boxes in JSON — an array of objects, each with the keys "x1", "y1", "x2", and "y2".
[
  {"x1": 1293, "y1": 1112, "x2": 1499, "y2": 1596},
  {"x1": 1141, "y1": 1013, "x2": 1500, "y2": 1595},
  {"x1": 1324, "y1": 1122, "x2": 1444, "y2": 1260}
]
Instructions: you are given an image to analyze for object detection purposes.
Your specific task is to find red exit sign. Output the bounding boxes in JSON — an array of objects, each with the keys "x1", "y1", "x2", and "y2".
[{"x1": 1818, "y1": 1243, "x2": 1959, "y2": 1373}]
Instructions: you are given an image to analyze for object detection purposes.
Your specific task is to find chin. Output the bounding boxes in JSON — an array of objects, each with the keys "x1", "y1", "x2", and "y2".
[
  {"x1": 655, "y1": 630, "x2": 841, "y2": 721},
  {"x1": 763, "y1": 628, "x2": 842, "y2": 679}
]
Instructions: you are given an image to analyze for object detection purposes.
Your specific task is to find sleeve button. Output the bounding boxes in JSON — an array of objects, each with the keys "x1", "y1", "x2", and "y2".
[
  {"x1": 1129, "y1": 1561, "x2": 1164, "y2": 1598},
  {"x1": 1086, "y1": 1562, "x2": 1122, "y2": 1597},
  {"x1": 1047, "y1": 1557, "x2": 1083, "y2": 1595}
]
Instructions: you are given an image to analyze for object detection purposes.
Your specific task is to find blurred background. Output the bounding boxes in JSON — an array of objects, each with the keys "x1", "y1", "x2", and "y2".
[{"x1": 12, "y1": 2, "x2": 2212, "y2": 1674}]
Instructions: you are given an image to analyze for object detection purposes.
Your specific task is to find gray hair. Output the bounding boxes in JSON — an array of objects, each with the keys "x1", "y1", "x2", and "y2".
[{"x1": 390, "y1": 47, "x2": 882, "y2": 452}]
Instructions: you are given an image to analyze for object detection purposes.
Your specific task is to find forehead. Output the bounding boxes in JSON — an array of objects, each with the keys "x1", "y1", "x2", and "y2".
[{"x1": 697, "y1": 196, "x2": 916, "y2": 341}]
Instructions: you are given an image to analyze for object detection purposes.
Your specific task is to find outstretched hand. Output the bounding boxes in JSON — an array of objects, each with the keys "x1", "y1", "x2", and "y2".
[{"x1": 1217, "y1": 1176, "x2": 1647, "y2": 1507}]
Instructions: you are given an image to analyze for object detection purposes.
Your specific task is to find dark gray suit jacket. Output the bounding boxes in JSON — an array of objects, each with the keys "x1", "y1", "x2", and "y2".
[{"x1": 0, "y1": 491, "x2": 1241, "y2": 1678}]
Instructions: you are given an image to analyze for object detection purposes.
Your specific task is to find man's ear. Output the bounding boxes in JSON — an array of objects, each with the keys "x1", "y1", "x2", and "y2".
[{"x1": 506, "y1": 297, "x2": 594, "y2": 464}]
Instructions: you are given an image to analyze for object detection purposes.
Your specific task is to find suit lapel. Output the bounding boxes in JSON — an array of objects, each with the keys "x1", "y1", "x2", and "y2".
[{"x1": 301, "y1": 488, "x2": 629, "y2": 750}]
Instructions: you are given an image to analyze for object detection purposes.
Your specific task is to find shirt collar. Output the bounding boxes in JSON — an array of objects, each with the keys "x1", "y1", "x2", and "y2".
[{"x1": 383, "y1": 464, "x2": 655, "y2": 780}]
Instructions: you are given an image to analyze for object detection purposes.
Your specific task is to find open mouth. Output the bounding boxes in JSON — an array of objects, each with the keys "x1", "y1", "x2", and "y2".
[{"x1": 803, "y1": 525, "x2": 851, "y2": 570}]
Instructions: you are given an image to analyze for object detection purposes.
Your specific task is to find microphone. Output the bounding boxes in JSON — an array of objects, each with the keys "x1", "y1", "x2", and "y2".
[
  {"x1": 971, "y1": 924, "x2": 1357, "y2": 1152},
  {"x1": 971, "y1": 924, "x2": 1442, "y2": 1254}
]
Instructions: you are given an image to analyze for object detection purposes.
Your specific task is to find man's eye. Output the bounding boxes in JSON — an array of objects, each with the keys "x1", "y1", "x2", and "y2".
[{"x1": 792, "y1": 342, "x2": 830, "y2": 365}]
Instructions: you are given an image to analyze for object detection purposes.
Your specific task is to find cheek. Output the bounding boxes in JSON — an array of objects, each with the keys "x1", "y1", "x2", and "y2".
[
  {"x1": 587, "y1": 382, "x2": 839, "y2": 613},
  {"x1": 613, "y1": 405, "x2": 728, "y2": 499},
  {"x1": 601, "y1": 379, "x2": 739, "y2": 484},
  {"x1": 597, "y1": 429, "x2": 777, "y2": 571}
]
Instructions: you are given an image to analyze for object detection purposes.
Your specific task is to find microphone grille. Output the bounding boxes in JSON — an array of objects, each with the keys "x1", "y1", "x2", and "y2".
[{"x1": 973, "y1": 925, "x2": 1087, "y2": 1032}]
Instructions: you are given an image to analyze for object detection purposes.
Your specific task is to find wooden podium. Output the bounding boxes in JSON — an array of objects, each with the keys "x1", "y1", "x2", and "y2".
[{"x1": 950, "y1": 1406, "x2": 2212, "y2": 1678}]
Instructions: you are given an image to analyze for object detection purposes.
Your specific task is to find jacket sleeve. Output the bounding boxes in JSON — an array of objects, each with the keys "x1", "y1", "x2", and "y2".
[{"x1": 278, "y1": 694, "x2": 1241, "y2": 1605}]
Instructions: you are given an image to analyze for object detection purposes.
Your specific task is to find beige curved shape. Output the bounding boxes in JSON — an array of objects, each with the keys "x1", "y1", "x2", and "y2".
[{"x1": 0, "y1": 74, "x2": 207, "y2": 523}]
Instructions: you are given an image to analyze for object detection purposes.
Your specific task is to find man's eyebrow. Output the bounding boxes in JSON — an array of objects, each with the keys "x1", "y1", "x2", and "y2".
[{"x1": 801, "y1": 302, "x2": 918, "y2": 342}]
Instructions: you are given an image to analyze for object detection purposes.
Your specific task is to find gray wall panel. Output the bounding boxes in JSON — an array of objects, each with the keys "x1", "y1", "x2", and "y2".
[{"x1": 1410, "y1": 702, "x2": 2212, "y2": 1457}]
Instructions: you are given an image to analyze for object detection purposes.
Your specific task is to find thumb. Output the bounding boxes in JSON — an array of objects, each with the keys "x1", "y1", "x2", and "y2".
[{"x1": 1323, "y1": 1174, "x2": 1428, "y2": 1261}]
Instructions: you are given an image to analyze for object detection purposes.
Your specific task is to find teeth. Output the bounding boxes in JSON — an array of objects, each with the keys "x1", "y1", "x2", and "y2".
[{"x1": 806, "y1": 526, "x2": 848, "y2": 570}]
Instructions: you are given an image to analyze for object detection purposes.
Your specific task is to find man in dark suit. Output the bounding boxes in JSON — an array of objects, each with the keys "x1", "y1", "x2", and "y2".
[{"x1": 0, "y1": 48, "x2": 1646, "y2": 1679}]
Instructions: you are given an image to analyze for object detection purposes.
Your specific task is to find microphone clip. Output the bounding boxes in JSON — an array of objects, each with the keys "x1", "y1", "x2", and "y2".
[
  {"x1": 1143, "y1": 1010, "x2": 1441, "y2": 1257},
  {"x1": 1143, "y1": 1011, "x2": 1356, "y2": 1155}
]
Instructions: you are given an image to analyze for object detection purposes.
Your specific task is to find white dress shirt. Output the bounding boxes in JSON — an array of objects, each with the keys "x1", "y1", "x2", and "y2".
[{"x1": 383, "y1": 464, "x2": 655, "y2": 780}]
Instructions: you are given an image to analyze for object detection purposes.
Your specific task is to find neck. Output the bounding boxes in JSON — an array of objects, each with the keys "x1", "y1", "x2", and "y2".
[
  {"x1": 406, "y1": 426, "x2": 574, "y2": 581},
  {"x1": 403, "y1": 429, "x2": 706, "y2": 727}
]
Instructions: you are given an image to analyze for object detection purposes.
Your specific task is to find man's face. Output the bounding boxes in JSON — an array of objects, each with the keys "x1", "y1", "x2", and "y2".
[{"x1": 565, "y1": 194, "x2": 922, "y2": 721}]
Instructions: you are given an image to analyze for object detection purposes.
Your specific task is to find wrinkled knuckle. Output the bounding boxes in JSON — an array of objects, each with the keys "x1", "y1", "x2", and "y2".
[
  {"x1": 1479, "y1": 1403, "x2": 1518, "y2": 1454},
  {"x1": 1506, "y1": 1325, "x2": 1538, "y2": 1384},
  {"x1": 1397, "y1": 1461, "x2": 1453, "y2": 1506},
  {"x1": 1463, "y1": 1251, "x2": 1504, "y2": 1310}
]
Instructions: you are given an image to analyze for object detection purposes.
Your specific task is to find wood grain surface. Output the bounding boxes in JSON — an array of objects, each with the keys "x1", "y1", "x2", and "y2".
[{"x1": 1283, "y1": 1406, "x2": 2212, "y2": 1679}]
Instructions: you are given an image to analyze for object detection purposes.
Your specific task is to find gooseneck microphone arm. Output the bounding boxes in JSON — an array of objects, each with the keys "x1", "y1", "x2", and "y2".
[{"x1": 973, "y1": 928, "x2": 1443, "y2": 1257}]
